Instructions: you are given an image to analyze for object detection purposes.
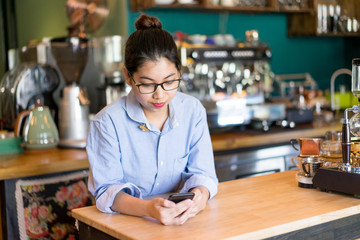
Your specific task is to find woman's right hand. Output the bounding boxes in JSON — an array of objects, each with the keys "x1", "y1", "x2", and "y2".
[{"x1": 146, "y1": 198, "x2": 194, "y2": 225}]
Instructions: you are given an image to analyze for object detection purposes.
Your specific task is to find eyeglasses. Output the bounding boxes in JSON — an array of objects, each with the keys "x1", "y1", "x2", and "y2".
[{"x1": 129, "y1": 74, "x2": 181, "y2": 94}]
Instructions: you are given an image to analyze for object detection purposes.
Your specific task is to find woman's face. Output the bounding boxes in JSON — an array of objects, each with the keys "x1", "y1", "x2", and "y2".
[{"x1": 125, "y1": 57, "x2": 180, "y2": 117}]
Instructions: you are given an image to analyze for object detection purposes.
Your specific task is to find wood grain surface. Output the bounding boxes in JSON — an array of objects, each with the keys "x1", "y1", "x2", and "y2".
[
  {"x1": 71, "y1": 170, "x2": 360, "y2": 240},
  {"x1": 0, "y1": 148, "x2": 88, "y2": 180},
  {"x1": 0, "y1": 122, "x2": 341, "y2": 181}
]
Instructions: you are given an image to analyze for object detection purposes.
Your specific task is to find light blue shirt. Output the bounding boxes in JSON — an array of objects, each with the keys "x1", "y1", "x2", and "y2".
[{"x1": 86, "y1": 90, "x2": 218, "y2": 213}]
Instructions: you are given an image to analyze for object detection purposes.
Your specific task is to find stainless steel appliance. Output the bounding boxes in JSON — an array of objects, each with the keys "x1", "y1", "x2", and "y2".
[
  {"x1": 0, "y1": 47, "x2": 60, "y2": 131},
  {"x1": 215, "y1": 144, "x2": 299, "y2": 182},
  {"x1": 179, "y1": 38, "x2": 285, "y2": 131},
  {"x1": 292, "y1": 155, "x2": 324, "y2": 188},
  {"x1": 312, "y1": 58, "x2": 360, "y2": 197},
  {"x1": 45, "y1": 0, "x2": 109, "y2": 148},
  {"x1": 50, "y1": 37, "x2": 90, "y2": 148},
  {"x1": 91, "y1": 35, "x2": 130, "y2": 108},
  {"x1": 274, "y1": 73, "x2": 318, "y2": 125},
  {"x1": 289, "y1": 137, "x2": 324, "y2": 188},
  {"x1": 0, "y1": 0, "x2": 110, "y2": 137}
]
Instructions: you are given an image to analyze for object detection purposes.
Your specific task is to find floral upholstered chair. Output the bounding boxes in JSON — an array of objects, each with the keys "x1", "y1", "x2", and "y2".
[{"x1": 15, "y1": 170, "x2": 94, "y2": 240}]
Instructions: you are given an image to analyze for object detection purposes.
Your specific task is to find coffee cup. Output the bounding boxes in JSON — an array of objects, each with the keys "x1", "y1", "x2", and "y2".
[
  {"x1": 301, "y1": 157, "x2": 324, "y2": 177},
  {"x1": 291, "y1": 156, "x2": 324, "y2": 177}
]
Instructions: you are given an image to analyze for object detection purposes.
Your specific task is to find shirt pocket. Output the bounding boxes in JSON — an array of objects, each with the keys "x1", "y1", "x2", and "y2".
[{"x1": 172, "y1": 152, "x2": 190, "y2": 183}]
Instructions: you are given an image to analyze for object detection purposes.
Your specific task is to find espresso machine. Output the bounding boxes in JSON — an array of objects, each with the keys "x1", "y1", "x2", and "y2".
[
  {"x1": 91, "y1": 35, "x2": 129, "y2": 108},
  {"x1": 50, "y1": 37, "x2": 90, "y2": 148},
  {"x1": 312, "y1": 58, "x2": 360, "y2": 197},
  {"x1": 179, "y1": 32, "x2": 285, "y2": 131},
  {"x1": 0, "y1": 45, "x2": 61, "y2": 131}
]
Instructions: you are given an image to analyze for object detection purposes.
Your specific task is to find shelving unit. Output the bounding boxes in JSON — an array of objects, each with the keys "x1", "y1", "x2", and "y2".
[
  {"x1": 130, "y1": 0, "x2": 360, "y2": 37},
  {"x1": 130, "y1": 0, "x2": 315, "y2": 14},
  {"x1": 288, "y1": 0, "x2": 360, "y2": 37}
]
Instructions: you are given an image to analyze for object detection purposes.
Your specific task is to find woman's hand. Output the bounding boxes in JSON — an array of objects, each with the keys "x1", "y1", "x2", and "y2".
[
  {"x1": 146, "y1": 198, "x2": 194, "y2": 225},
  {"x1": 111, "y1": 189, "x2": 209, "y2": 226},
  {"x1": 151, "y1": 187, "x2": 209, "y2": 224},
  {"x1": 186, "y1": 186, "x2": 210, "y2": 218}
]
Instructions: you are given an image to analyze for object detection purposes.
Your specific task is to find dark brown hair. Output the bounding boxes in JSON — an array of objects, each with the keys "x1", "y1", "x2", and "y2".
[{"x1": 125, "y1": 14, "x2": 181, "y2": 75}]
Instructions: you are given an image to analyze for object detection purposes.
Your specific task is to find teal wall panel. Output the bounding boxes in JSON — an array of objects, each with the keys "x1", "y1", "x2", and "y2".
[{"x1": 128, "y1": 9, "x2": 346, "y2": 91}]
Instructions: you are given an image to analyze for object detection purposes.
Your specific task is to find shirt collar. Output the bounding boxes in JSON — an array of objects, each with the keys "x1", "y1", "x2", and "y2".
[
  {"x1": 125, "y1": 90, "x2": 149, "y2": 127},
  {"x1": 125, "y1": 90, "x2": 181, "y2": 131}
]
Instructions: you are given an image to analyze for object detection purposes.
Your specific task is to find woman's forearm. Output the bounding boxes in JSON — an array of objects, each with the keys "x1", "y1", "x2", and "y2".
[
  {"x1": 110, "y1": 191, "x2": 193, "y2": 225},
  {"x1": 110, "y1": 191, "x2": 150, "y2": 217}
]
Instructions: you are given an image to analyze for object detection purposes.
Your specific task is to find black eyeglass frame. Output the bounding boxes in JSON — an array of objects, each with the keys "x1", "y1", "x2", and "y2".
[{"x1": 128, "y1": 73, "x2": 182, "y2": 94}]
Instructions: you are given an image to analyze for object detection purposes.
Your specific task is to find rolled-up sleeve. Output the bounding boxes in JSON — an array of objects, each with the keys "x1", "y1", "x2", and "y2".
[
  {"x1": 180, "y1": 105, "x2": 218, "y2": 199},
  {"x1": 87, "y1": 116, "x2": 142, "y2": 213}
]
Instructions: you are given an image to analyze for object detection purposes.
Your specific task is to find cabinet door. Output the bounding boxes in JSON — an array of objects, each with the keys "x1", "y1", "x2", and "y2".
[{"x1": 214, "y1": 144, "x2": 298, "y2": 182}]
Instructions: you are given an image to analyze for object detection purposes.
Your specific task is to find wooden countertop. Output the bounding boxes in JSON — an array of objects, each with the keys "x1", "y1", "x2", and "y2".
[
  {"x1": 211, "y1": 122, "x2": 342, "y2": 151},
  {"x1": 71, "y1": 170, "x2": 360, "y2": 240},
  {"x1": 0, "y1": 122, "x2": 341, "y2": 181},
  {"x1": 0, "y1": 148, "x2": 88, "y2": 180}
]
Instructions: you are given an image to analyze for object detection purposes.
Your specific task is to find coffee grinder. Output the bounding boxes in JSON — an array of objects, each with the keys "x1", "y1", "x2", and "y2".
[
  {"x1": 50, "y1": 37, "x2": 90, "y2": 148},
  {"x1": 312, "y1": 58, "x2": 360, "y2": 197}
]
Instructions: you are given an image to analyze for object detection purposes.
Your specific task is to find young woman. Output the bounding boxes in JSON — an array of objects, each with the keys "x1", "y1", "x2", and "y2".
[{"x1": 86, "y1": 14, "x2": 218, "y2": 225}]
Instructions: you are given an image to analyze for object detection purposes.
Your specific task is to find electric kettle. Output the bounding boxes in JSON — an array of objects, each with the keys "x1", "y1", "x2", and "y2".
[{"x1": 14, "y1": 100, "x2": 59, "y2": 150}]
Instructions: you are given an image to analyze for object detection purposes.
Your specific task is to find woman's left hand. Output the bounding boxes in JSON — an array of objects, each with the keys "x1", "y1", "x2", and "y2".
[{"x1": 186, "y1": 186, "x2": 209, "y2": 218}]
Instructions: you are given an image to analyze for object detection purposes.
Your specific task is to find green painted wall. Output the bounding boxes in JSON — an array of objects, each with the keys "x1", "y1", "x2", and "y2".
[
  {"x1": 128, "y1": 9, "x2": 347, "y2": 91},
  {"x1": 14, "y1": 0, "x2": 128, "y2": 47}
]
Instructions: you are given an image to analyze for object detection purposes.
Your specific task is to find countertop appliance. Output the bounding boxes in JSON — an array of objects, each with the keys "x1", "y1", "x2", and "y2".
[
  {"x1": 312, "y1": 58, "x2": 360, "y2": 197},
  {"x1": 92, "y1": 35, "x2": 130, "y2": 109},
  {"x1": 50, "y1": 37, "x2": 90, "y2": 148},
  {"x1": 274, "y1": 73, "x2": 318, "y2": 125},
  {"x1": 292, "y1": 155, "x2": 324, "y2": 188},
  {"x1": 290, "y1": 137, "x2": 324, "y2": 188},
  {"x1": 14, "y1": 99, "x2": 59, "y2": 150},
  {"x1": 179, "y1": 39, "x2": 285, "y2": 131},
  {"x1": 0, "y1": 47, "x2": 60, "y2": 131},
  {"x1": 48, "y1": 0, "x2": 109, "y2": 148}
]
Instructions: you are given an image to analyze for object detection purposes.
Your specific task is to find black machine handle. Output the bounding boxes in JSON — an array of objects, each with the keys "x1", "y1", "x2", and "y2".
[
  {"x1": 290, "y1": 139, "x2": 299, "y2": 151},
  {"x1": 342, "y1": 121, "x2": 351, "y2": 164}
]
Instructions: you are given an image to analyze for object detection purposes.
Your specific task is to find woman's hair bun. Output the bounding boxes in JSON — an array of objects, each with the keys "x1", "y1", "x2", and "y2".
[{"x1": 135, "y1": 14, "x2": 162, "y2": 30}]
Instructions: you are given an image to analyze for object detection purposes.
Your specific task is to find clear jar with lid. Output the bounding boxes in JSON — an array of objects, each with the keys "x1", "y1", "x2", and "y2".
[{"x1": 320, "y1": 130, "x2": 342, "y2": 159}]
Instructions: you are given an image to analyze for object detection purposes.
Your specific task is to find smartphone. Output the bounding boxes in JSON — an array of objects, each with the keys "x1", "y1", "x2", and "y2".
[{"x1": 168, "y1": 193, "x2": 195, "y2": 203}]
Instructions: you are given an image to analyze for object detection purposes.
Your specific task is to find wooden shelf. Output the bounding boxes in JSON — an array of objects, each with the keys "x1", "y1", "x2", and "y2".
[
  {"x1": 190, "y1": 5, "x2": 276, "y2": 12},
  {"x1": 315, "y1": 32, "x2": 360, "y2": 37},
  {"x1": 130, "y1": 0, "x2": 360, "y2": 37},
  {"x1": 130, "y1": 0, "x2": 315, "y2": 14}
]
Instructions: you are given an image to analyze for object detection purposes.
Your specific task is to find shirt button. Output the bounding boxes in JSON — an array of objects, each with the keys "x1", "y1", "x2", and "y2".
[
  {"x1": 160, "y1": 161, "x2": 164, "y2": 166},
  {"x1": 156, "y1": 183, "x2": 159, "y2": 186}
]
